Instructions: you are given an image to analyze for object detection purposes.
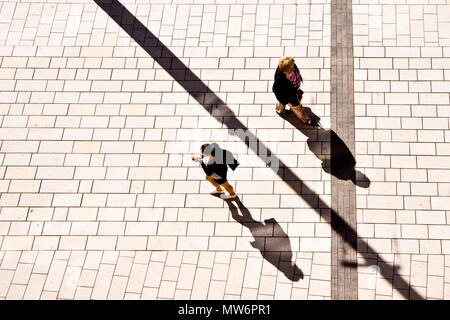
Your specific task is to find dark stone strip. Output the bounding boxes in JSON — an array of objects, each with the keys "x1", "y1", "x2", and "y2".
[{"x1": 330, "y1": 0, "x2": 358, "y2": 299}]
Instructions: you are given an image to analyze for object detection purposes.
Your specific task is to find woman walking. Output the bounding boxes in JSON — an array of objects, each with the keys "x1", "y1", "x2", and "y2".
[
  {"x1": 272, "y1": 56, "x2": 312, "y2": 125},
  {"x1": 192, "y1": 143, "x2": 239, "y2": 200}
]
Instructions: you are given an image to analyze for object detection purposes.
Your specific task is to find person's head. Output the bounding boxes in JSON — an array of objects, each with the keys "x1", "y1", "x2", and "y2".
[
  {"x1": 278, "y1": 56, "x2": 295, "y2": 75},
  {"x1": 201, "y1": 143, "x2": 215, "y2": 157}
]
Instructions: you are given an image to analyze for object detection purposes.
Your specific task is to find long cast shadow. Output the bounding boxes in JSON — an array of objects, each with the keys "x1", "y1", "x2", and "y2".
[
  {"x1": 94, "y1": 0, "x2": 422, "y2": 300},
  {"x1": 223, "y1": 197, "x2": 303, "y2": 281},
  {"x1": 279, "y1": 107, "x2": 371, "y2": 188}
]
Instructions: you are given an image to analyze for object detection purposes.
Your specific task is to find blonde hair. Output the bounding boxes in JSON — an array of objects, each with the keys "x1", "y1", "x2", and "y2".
[{"x1": 278, "y1": 56, "x2": 295, "y2": 73}]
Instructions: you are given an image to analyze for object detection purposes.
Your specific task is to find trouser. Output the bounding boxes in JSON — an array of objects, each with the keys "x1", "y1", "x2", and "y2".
[
  {"x1": 206, "y1": 175, "x2": 235, "y2": 195},
  {"x1": 276, "y1": 90, "x2": 303, "y2": 113},
  {"x1": 276, "y1": 92, "x2": 311, "y2": 124}
]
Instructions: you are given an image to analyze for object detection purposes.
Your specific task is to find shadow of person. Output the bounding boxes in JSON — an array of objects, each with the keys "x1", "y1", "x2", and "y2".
[
  {"x1": 279, "y1": 106, "x2": 371, "y2": 188},
  {"x1": 223, "y1": 197, "x2": 304, "y2": 282}
]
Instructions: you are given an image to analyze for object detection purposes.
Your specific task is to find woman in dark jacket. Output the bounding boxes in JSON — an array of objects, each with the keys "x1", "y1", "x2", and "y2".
[
  {"x1": 272, "y1": 56, "x2": 311, "y2": 125},
  {"x1": 192, "y1": 143, "x2": 239, "y2": 200}
]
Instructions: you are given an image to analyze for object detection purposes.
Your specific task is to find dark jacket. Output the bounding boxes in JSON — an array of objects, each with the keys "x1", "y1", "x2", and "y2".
[
  {"x1": 200, "y1": 143, "x2": 239, "y2": 183},
  {"x1": 201, "y1": 158, "x2": 228, "y2": 183},
  {"x1": 272, "y1": 65, "x2": 303, "y2": 106}
]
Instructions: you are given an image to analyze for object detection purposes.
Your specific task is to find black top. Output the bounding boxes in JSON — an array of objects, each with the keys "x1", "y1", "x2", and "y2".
[
  {"x1": 272, "y1": 65, "x2": 303, "y2": 106},
  {"x1": 200, "y1": 144, "x2": 239, "y2": 183},
  {"x1": 201, "y1": 158, "x2": 228, "y2": 183}
]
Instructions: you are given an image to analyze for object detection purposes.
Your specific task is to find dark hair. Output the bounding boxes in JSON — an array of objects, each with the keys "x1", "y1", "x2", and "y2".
[{"x1": 201, "y1": 143, "x2": 215, "y2": 156}]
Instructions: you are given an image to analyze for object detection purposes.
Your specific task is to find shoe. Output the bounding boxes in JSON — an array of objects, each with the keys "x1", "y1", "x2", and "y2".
[
  {"x1": 276, "y1": 109, "x2": 290, "y2": 115},
  {"x1": 220, "y1": 193, "x2": 237, "y2": 200},
  {"x1": 291, "y1": 105, "x2": 312, "y2": 124},
  {"x1": 299, "y1": 104, "x2": 312, "y2": 125},
  {"x1": 276, "y1": 102, "x2": 287, "y2": 115},
  {"x1": 210, "y1": 190, "x2": 224, "y2": 195}
]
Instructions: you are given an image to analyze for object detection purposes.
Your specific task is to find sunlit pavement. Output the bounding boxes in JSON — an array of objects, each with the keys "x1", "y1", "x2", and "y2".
[{"x1": 0, "y1": 0, "x2": 449, "y2": 300}]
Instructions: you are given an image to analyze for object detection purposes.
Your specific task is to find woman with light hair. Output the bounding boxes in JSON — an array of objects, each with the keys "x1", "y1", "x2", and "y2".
[{"x1": 272, "y1": 56, "x2": 312, "y2": 125}]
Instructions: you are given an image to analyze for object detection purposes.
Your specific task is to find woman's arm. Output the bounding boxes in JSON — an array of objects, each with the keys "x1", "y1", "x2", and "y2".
[{"x1": 200, "y1": 160, "x2": 213, "y2": 176}]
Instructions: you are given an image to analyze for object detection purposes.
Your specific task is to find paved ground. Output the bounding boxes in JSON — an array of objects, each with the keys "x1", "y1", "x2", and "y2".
[
  {"x1": 0, "y1": 0, "x2": 449, "y2": 300},
  {"x1": 353, "y1": 0, "x2": 450, "y2": 300}
]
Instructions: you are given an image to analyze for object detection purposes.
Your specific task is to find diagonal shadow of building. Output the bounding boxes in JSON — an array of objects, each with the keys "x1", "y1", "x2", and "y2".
[
  {"x1": 93, "y1": 0, "x2": 422, "y2": 300},
  {"x1": 224, "y1": 197, "x2": 303, "y2": 282}
]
